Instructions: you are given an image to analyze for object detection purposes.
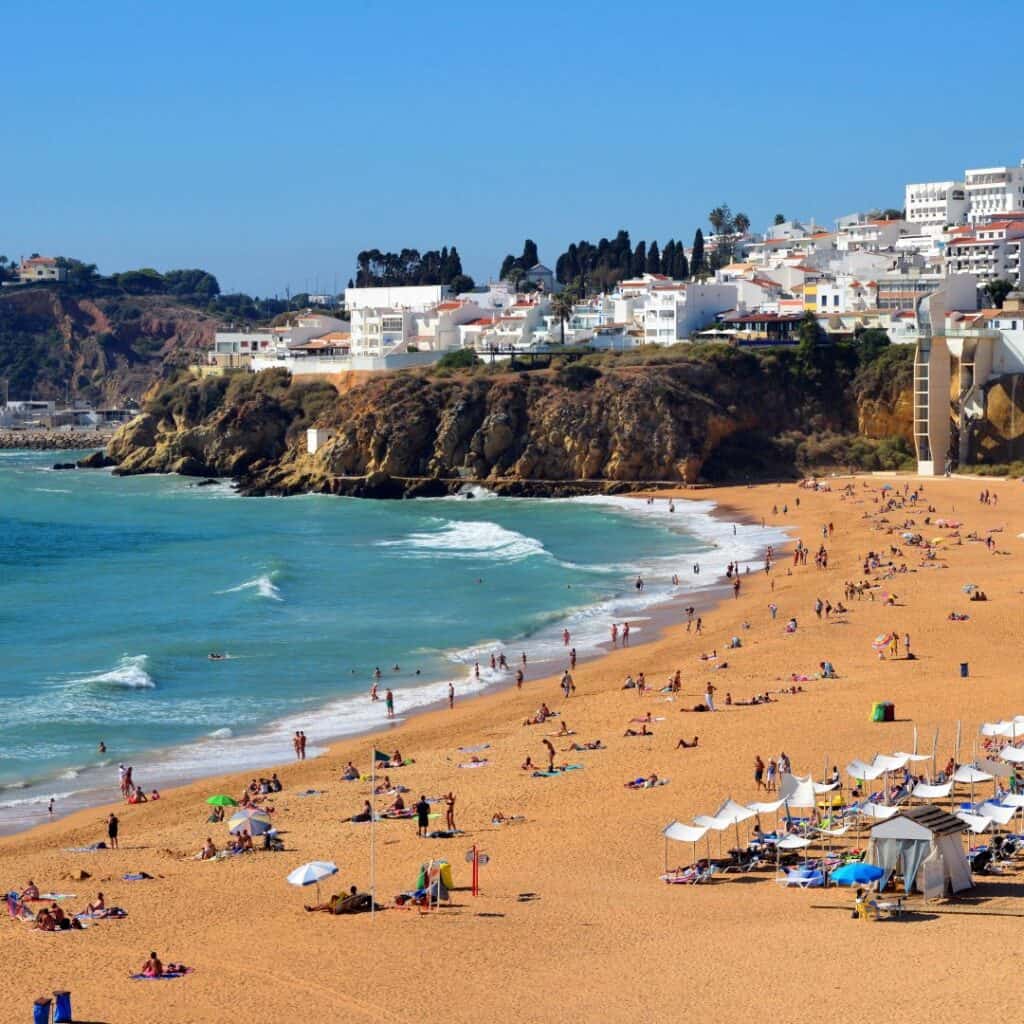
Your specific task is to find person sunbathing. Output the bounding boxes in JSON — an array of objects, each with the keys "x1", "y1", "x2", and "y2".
[
  {"x1": 305, "y1": 892, "x2": 343, "y2": 913},
  {"x1": 141, "y1": 952, "x2": 164, "y2": 978},
  {"x1": 521, "y1": 756, "x2": 536, "y2": 770},
  {"x1": 676, "y1": 736, "x2": 699, "y2": 748},
  {"x1": 373, "y1": 775, "x2": 392, "y2": 793},
  {"x1": 35, "y1": 908, "x2": 56, "y2": 932},
  {"x1": 83, "y1": 892, "x2": 105, "y2": 915},
  {"x1": 624, "y1": 724, "x2": 651, "y2": 737},
  {"x1": 199, "y1": 837, "x2": 217, "y2": 860},
  {"x1": 557, "y1": 721, "x2": 573, "y2": 736},
  {"x1": 342, "y1": 761, "x2": 360, "y2": 781},
  {"x1": 564, "y1": 740, "x2": 605, "y2": 751},
  {"x1": 387, "y1": 750, "x2": 405, "y2": 767},
  {"x1": 21, "y1": 881, "x2": 39, "y2": 900},
  {"x1": 625, "y1": 773, "x2": 659, "y2": 789},
  {"x1": 348, "y1": 801, "x2": 373, "y2": 823},
  {"x1": 389, "y1": 793, "x2": 406, "y2": 812}
]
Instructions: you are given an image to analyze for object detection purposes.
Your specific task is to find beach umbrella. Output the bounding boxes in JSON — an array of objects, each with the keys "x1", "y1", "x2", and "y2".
[
  {"x1": 228, "y1": 808, "x2": 272, "y2": 835},
  {"x1": 871, "y1": 633, "x2": 892, "y2": 651},
  {"x1": 287, "y1": 861, "x2": 338, "y2": 904},
  {"x1": 830, "y1": 862, "x2": 884, "y2": 887},
  {"x1": 206, "y1": 794, "x2": 238, "y2": 807}
]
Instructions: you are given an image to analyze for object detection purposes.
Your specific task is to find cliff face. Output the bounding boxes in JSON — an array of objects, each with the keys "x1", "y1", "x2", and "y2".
[
  {"x1": 0, "y1": 288, "x2": 222, "y2": 404},
  {"x1": 99, "y1": 346, "x2": 916, "y2": 495}
]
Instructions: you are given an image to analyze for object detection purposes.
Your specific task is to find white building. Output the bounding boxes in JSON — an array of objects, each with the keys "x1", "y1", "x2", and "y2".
[
  {"x1": 211, "y1": 313, "x2": 349, "y2": 367},
  {"x1": 905, "y1": 180, "x2": 969, "y2": 229},
  {"x1": 343, "y1": 284, "x2": 450, "y2": 312},
  {"x1": 639, "y1": 282, "x2": 737, "y2": 343},
  {"x1": 965, "y1": 161, "x2": 1024, "y2": 223},
  {"x1": 17, "y1": 256, "x2": 66, "y2": 284},
  {"x1": 944, "y1": 221, "x2": 1023, "y2": 286}
]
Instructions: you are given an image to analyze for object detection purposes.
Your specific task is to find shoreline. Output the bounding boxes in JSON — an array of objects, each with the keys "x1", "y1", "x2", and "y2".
[{"x1": 0, "y1": 489, "x2": 784, "y2": 838}]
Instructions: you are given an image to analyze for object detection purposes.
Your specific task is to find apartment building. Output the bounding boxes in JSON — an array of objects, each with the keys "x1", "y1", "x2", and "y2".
[
  {"x1": 944, "y1": 221, "x2": 1023, "y2": 286},
  {"x1": 905, "y1": 181, "x2": 969, "y2": 229},
  {"x1": 965, "y1": 162, "x2": 1024, "y2": 223}
]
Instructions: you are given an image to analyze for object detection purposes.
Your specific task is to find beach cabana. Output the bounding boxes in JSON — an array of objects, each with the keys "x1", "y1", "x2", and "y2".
[
  {"x1": 662, "y1": 821, "x2": 710, "y2": 871},
  {"x1": 867, "y1": 806, "x2": 971, "y2": 896}
]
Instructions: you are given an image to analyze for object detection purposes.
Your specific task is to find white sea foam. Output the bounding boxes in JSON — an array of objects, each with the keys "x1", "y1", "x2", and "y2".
[
  {"x1": 33, "y1": 487, "x2": 72, "y2": 494},
  {"x1": 0, "y1": 789, "x2": 81, "y2": 809},
  {"x1": 59, "y1": 768, "x2": 81, "y2": 780},
  {"x1": 219, "y1": 574, "x2": 283, "y2": 601},
  {"x1": 379, "y1": 520, "x2": 546, "y2": 562},
  {"x1": 208, "y1": 728, "x2": 233, "y2": 739},
  {"x1": 75, "y1": 655, "x2": 156, "y2": 690}
]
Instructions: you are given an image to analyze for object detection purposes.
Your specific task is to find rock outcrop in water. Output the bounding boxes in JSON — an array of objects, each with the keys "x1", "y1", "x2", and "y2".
[{"x1": 99, "y1": 345, "x2": 915, "y2": 496}]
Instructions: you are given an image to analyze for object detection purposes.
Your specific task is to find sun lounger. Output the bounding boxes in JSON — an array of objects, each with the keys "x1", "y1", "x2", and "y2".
[{"x1": 776, "y1": 868, "x2": 824, "y2": 888}]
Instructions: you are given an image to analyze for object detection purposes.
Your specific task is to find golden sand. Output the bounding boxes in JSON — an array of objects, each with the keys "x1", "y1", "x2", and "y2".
[{"x1": 3, "y1": 475, "x2": 1022, "y2": 1024}]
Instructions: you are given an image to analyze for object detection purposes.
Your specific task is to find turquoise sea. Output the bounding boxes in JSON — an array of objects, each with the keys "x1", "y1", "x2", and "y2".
[{"x1": 0, "y1": 450, "x2": 786, "y2": 831}]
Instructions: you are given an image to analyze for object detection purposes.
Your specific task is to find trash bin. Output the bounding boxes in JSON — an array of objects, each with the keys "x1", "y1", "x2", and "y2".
[
  {"x1": 32, "y1": 997, "x2": 51, "y2": 1024},
  {"x1": 52, "y1": 991, "x2": 72, "y2": 1024},
  {"x1": 960, "y1": 662, "x2": 969, "y2": 678}
]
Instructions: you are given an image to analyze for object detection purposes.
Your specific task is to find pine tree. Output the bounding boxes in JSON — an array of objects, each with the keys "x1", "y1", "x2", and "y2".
[
  {"x1": 676, "y1": 249, "x2": 689, "y2": 280},
  {"x1": 646, "y1": 241, "x2": 661, "y2": 275},
  {"x1": 690, "y1": 229, "x2": 705, "y2": 278},
  {"x1": 632, "y1": 241, "x2": 646, "y2": 277},
  {"x1": 521, "y1": 239, "x2": 539, "y2": 268}
]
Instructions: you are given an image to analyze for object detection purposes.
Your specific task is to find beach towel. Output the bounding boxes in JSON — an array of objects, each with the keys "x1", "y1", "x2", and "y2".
[
  {"x1": 76, "y1": 907, "x2": 127, "y2": 919},
  {"x1": 64, "y1": 843, "x2": 107, "y2": 853},
  {"x1": 131, "y1": 969, "x2": 193, "y2": 981},
  {"x1": 458, "y1": 760, "x2": 489, "y2": 768},
  {"x1": 123, "y1": 872, "x2": 154, "y2": 881},
  {"x1": 458, "y1": 744, "x2": 490, "y2": 753},
  {"x1": 40, "y1": 892, "x2": 76, "y2": 901},
  {"x1": 295, "y1": 789, "x2": 325, "y2": 797}
]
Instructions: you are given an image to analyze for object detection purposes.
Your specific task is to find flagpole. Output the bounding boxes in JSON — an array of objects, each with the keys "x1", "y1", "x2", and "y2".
[{"x1": 370, "y1": 747, "x2": 376, "y2": 922}]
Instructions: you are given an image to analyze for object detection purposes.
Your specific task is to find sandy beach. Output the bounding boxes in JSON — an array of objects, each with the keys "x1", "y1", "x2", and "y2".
[{"x1": 4, "y1": 475, "x2": 1024, "y2": 1024}]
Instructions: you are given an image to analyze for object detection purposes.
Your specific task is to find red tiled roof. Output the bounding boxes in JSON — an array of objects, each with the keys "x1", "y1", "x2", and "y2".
[{"x1": 435, "y1": 301, "x2": 462, "y2": 311}]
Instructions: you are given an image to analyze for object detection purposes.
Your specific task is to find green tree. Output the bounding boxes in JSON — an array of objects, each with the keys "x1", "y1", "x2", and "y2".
[
  {"x1": 521, "y1": 239, "x2": 539, "y2": 268},
  {"x1": 550, "y1": 290, "x2": 576, "y2": 344},
  {"x1": 774, "y1": 213, "x2": 786, "y2": 226},
  {"x1": 734, "y1": 212, "x2": 751, "y2": 234},
  {"x1": 984, "y1": 278, "x2": 1015, "y2": 309},
  {"x1": 690, "y1": 229, "x2": 705, "y2": 278},
  {"x1": 645, "y1": 241, "x2": 661, "y2": 274},
  {"x1": 436, "y1": 348, "x2": 479, "y2": 370},
  {"x1": 708, "y1": 204, "x2": 733, "y2": 235},
  {"x1": 54, "y1": 257, "x2": 100, "y2": 292},
  {"x1": 854, "y1": 327, "x2": 891, "y2": 364}
]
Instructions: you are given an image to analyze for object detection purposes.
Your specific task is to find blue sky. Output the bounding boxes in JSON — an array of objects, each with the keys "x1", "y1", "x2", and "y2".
[{"x1": 3, "y1": 1, "x2": 1022, "y2": 296}]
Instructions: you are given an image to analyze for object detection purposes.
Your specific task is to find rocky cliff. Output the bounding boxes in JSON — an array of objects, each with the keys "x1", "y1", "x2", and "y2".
[
  {"x1": 95, "y1": 345, "x2": 916, "y2": 495},
  {"x1": 0, "y1": 287, "x2": 223, "y2": 405}
]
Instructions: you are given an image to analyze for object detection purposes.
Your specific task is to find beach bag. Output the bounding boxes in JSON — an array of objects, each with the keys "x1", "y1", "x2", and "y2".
[
  {"x1": 53, "y1": 991, "x2": 72, "y2": 1024},
  {"x1": 33, "y1": 998, "x2": 52, "y2": 1024}
]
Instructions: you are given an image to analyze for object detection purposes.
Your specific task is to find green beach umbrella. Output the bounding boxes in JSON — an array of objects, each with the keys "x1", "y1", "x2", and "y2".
[
  {"x1": 207, "y1": 794, "x2": 238, "y2": 807},
  {"x1": 374, "y1": 749, "x2": 390, "y2": 762}
]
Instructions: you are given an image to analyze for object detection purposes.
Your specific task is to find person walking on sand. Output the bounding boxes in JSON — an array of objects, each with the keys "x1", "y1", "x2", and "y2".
[
  {"x1": 415, "y1": 795, "x2": 430, "y2": 838},
  {"x1": 733, "y1": 577, "x2": 741, "y2": 599},
  {"x1": 610, "y1": 623, "x2": 618, "y2": 646},
  {"x1": 766, "y1": 758, "x2": 778, "y2": 792},
  {"x1": 107, "y1": 812, "x2": 119, "y2": 850},
  {"x1": 754, "y1": 755, "x2": 765, "y2": 790},
  {"x1": 448, "y1": 682, "x2": 455, "y2": 710},
  {"x1": 695, "y1": 617, "x2": 703, "y2": 635},
  {"x1": 904, "y1": 633, "x2": 912, "y2": 659},
  {"x1": 769, "y1": 602, "x2": 778, "y2": 620},
  {"x1": 299, "y1": 731, "x2": 307, "y2": 760},
  {"x1": 570, "y1": 647, "x2": 577, "y2": 670},
  {"x1": 516, "y1": 668, "x2": 524, "y2": 689},
  {"x1": 385, "y1": 689, "x2": 395, "y2": 719},
  {"x1": 444, "y1": 792, "x2": 457, "y2": 832},
  {"x1": 293, "y1": 732, "x2": 301, "y2": 760},
  {"x1": 622, "y1": 622, "x2": 630, "y2": 647},
  {"x1": 704, "y1": 681, "x2": 716, "y2": 712}
]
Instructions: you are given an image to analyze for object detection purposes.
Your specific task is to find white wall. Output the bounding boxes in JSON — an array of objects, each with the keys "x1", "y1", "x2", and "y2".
[{"x1": 344, "y1": 285, "x2": 449, "y2": 311}]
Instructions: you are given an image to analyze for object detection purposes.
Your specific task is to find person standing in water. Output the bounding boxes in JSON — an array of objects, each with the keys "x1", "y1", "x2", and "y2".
[
  {"x1": 385, "y1": 689, "x2": 395, "y2": 719},
  {"x1": 448, "y1": 683, "x2": 455, "y2": 710}
]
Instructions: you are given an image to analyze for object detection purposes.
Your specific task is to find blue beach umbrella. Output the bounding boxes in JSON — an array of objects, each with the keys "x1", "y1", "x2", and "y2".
[{"x1": 830, "y1": 862, "x2": 884, "y2": 886}]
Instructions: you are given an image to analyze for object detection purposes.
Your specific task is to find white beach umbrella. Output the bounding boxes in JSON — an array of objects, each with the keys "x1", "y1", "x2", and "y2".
[{"x1": 286, "y1": 861, "x2": 339, "y2": 904}]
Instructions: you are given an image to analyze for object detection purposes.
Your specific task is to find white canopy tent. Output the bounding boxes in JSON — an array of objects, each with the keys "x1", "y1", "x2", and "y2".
[
  {"x1": 867, "y1": 806, "x2": 971, "y2": 896},
  {"x1": 999, "y1": 745, "x2": 1024, "y2": 763},
  {"x1": 857, "y1": 802, "x2": 899, "y2": 820},
  {"x1": 956, "y1": 812, "x2": 994, "y2": 834},
  {"x1": 912, "y1": 780, "x2": 953, "y2": 800},
  {"x1": 847, "y1": 759, "x2": 884, "y2": 782},
  {"x1": 661, "y1": 820, "x2": 710, "y2": 871}
]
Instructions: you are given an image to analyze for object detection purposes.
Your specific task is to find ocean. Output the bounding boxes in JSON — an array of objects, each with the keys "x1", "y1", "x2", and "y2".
[{"x1": 0, "y1": 449, "x2": 787, "y2": 832}]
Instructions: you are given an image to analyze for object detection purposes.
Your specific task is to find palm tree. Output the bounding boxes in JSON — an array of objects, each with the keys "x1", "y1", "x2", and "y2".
[
  {"x1": 734, "y1": 212, "x2": 750, "y2": 234},
  {"x1": 550, "y1": 292, "x2": 576, "y2": 345},
  {"x1": 708, "y1": 204, "x2": 734, "y2": 236}
]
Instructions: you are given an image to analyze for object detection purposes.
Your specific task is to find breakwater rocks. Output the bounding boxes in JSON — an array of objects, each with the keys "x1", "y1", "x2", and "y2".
[{"x1": 0, "y1": 429, "x2": 112, "y2": 451}]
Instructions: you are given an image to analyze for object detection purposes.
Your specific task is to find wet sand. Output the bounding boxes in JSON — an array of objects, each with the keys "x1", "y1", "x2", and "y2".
[{"x1": 3, "y1": 475, "x2": 1023, "y2": 1024}]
